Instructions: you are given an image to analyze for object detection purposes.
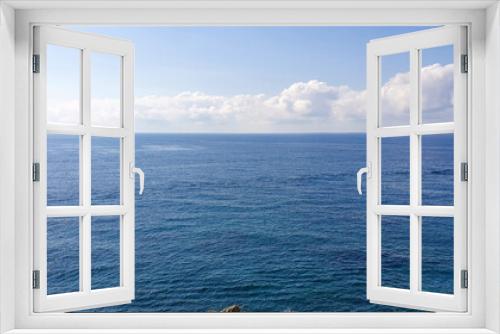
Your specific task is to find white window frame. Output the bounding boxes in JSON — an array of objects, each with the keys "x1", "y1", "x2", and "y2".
[
  {"x1": 32, "y1": 26, "x2": 136, "y2": 312},
  {"x1": 366, "y1": 26, "x2": 468, "y2": 312},
  {"x1": 1, "y1": 1, "x2": 499, "y2": 333}
]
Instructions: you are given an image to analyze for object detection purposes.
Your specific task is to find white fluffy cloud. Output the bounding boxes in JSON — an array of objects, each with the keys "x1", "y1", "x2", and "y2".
[
  {"x1": 379, "y1": 63, "x2": 453, "y2": 125},
  {"x1": 133, "y1": 80, "x2": 367, "y2": 132},
  {"x1": 47, "y1": 63, "x2": 453, "y2": 132}
]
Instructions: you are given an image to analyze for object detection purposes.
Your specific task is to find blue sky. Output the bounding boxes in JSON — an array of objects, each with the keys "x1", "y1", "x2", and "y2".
[
  {"x1": 75, "y1": 26, "x2": 433, "y2": 95},
  {"x1": 48, "y1": 26, "x2": 453, "y2": 132}
]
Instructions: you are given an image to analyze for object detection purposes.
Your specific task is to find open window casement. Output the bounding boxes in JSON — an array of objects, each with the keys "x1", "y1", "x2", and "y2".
[
  {"x1": 362, "y1": 26, "x2": 468, "y2": 312},
  {"x1": 33, "y1": 26, "x2": 140, "y2": 312}
]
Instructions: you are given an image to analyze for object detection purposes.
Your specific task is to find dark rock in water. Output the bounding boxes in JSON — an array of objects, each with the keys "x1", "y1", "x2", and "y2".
[{"x1": 221, "y1": 304, "x2": 240, "y2": 312}]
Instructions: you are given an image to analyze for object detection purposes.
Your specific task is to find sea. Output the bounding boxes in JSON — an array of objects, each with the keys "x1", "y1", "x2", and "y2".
[{"x1": 46, "y1": 133, "x2": 454, "y2": 312}]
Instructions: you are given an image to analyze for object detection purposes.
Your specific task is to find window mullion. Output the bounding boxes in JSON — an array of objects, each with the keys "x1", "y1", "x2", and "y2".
[
  {"x1": 409, "y1": 48, "x2": 422, "y2": 293},
  {"x1": 80, "y1": 48, "x2": 92, "y2": 293}
]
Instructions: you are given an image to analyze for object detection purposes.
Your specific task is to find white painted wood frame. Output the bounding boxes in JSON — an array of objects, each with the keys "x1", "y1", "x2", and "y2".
[
  {"x1": 32, "y1": 26, "x2": 135, "y2": 312},
  {"x1": 366, "y1": 26, "x2": 468, "y2": 312}
]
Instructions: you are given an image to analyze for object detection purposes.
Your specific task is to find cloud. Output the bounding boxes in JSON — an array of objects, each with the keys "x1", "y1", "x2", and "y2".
[
  {"x1": 47, "y1": 63, "x2": 453, "y2": 133},
  {"x1": 131, "y1": 80, "x2": 367, "y2": 132},
  {"x1": 379, "y1": 63, "x2": 453, "y2": 125},
  {"x1": 421, "y1": 63, "x2": 454, "y2": 122},
  {"x1": 47, "y1": 99, "x2": 80, "y2": 125}
]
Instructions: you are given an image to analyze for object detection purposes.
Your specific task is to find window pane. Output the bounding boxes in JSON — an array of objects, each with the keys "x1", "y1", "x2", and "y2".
[
  {"x1": 47, "y1": 134, "x2": 80, "y2": 206},
  {"x1": 381, "y1": 215, "x2": 410, "y2": 290},
  {"x1": 381, "y1": 136, "x2": 410, "y2": 205},
  {"x1": 91, "y1": 52, "x2": 122, "y2": 128},
  {"x1": 380, "y1": 52, "x2": 410, "y2": 127},
  {"x1": 91, "y1": 216, "x2": 121, "y2": 290},
  {"x1": 421, "y1": 45, "x2": 454, "y2": 124},
  {"x1": 421, "y1": 217, "x2": 454, "y2": 294},
  {"x1": 47, "y1": 44, "x2": 81, "y2": 125},
  {"x1": 421, "y1": 134, "x2": 454, "y2": 206},
  {"x1": 91, "y1": 137, "x2": 121, "y2": 205},
  {"x1": 47, "y1": 217, "x2": 80, "y2": 295}
]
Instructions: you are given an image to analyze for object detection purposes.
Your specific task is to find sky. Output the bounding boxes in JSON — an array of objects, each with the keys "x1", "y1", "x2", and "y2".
[{"x1": 47, "y1": 26, "x2": 454, "y2": 133}]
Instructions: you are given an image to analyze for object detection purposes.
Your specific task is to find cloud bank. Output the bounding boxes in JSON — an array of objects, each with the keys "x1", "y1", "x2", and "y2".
[{"x1": 47, "y1": 63, "x2": 453, "y2": 133}]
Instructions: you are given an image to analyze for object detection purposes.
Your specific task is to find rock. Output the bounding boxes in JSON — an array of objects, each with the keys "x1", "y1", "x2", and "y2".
[{"x1": 221, "y1": 304, "x2": 241, "y2": 312}]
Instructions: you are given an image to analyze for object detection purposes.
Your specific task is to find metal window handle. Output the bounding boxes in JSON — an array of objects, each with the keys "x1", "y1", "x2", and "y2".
[
  {"x1": 357, "y1": 163, "x2": 371, "y2": 195},
  {"x1": 130, "y1": 163, "x2": 145, "y2": 195}
]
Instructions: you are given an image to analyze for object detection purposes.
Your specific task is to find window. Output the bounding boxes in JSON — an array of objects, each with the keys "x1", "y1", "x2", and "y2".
[
  {"x1": 364, "y1": 26, "x2": 467, "y2": 312},
  {"x1": 3, "y1": 1, "x2": 494, "y2": 331},
  {"x1": 33, "y1": 26, "x2": 139, "y2": 312}
]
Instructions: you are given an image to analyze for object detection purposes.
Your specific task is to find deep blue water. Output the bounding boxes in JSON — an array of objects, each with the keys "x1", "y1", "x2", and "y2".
[{"x1": 46, "y1": 133, "x2": 454, "y2": 312}]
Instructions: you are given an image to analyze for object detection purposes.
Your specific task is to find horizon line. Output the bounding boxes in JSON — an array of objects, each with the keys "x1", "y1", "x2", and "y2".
[{"x1": 134, "y1": 131, "x2": 367, "y2": 135}]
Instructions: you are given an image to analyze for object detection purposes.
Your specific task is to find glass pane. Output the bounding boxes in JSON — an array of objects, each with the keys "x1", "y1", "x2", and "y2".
[
  {"x1": 91, "y1": 137, "x2": 121, "y2": 205},
  {"x1": 421, "y1": 45, "x2": 454, "y2": 124},
  {"x1": 422, "y1": 134, "x2": 454, "y2": 206},
  {"x1": 92, "y1": 216, "x2": 120, "y2": 290},
  {"x1": 47, "y1": 217, "x2": 80, "y2": 295},
  {"x1": 47, "y1": 44, "x2": 81, "y2": 125},
  {"x1": 381, "y1": 136, "x2": 410, "y2": 205},
  {"x1": 91, "y1": 52, "x2": 122, "y2": 127},
  {"x1": 47, "y1": 134, "x2": 80, "y2": 206},
  {"x1": 421, "y1": 217, "x2": 454, "y2": 294},
  {"x1": 380, "y1": 52, "x2": 410, "y2": 127},
  {"x1": 381, "y1": 215, "x2": 410, "y2": 289}
]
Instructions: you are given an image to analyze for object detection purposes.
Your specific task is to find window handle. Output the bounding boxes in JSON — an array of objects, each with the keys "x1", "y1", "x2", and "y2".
[
  {"x1": 130, "y1": 163, "x2": 145, "y2": 195},
  {"x1": 357, "y1": 163, "x2": 371, "y2": 195}
]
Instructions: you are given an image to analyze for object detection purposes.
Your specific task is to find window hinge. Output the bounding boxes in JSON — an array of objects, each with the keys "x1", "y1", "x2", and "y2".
[
  {"x1": 32, "y1": 162, "x2": 40, "y2": 182},
  {"x1": 461, "y1": 162, "x2": 468, "y2": 182},
  {"x1": 461, "y1": 54, "x2": 468, "y2": 73},
  {"x1": 461, "y1": 269, "x2": 468, "y2": 289},
  {"x1": 32, "y1": 270, "x2": 40, "y2": 289},
  {"x1": 32, "y1": 54, "x2": 40, "y2": 73}
]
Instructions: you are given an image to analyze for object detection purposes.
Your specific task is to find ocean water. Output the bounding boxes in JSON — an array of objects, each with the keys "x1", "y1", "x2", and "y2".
[{"x1": 46, "y1": 133, "x2": 454, "y2": 312}]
